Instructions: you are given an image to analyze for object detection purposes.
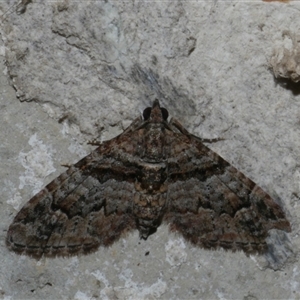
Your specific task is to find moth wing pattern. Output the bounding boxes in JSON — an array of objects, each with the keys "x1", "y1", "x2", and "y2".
[
  {"x1": 164, "y1": 119, "x2": 291, "y2": 254},
  {"x1": 6, "y1": 117, "x2": 146, "y2": 258},
  {"x1": 6, "y1": 100, "x2": 291, "y2": 258}
]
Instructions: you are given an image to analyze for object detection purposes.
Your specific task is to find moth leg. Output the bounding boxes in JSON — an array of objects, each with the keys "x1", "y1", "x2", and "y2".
[
  {"x1": 88, "y1": 139, "x2": 102, "y2": 146},
  {"x1": 168, "y1": 117, "x2": 190, "y2": 135},
  {"x1": 169, "y1": 117, "x2": 223, "y2": 143},
  {"x1": 122, "y1": 116, "x2": 144, "y2": 134},
  {"x1": 60, "y1": 163, "x2": 72, "y2": 168},
  {"x1": 194, "y1": 136, "x2": 224, "y2": 144}
]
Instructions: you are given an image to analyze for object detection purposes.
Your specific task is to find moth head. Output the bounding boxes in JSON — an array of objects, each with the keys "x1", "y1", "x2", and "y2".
[{"x1": 143, "y1": 99, "x2": 169, "y2": 122}]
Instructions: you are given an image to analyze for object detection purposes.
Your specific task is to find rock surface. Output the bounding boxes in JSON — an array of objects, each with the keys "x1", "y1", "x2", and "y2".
[{"x1": 0, "y1": 1, "x2": 299, "y2": 299}]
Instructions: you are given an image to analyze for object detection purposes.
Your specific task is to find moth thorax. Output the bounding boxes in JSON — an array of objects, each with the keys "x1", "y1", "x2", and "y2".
[{"x1": 143, "y1": 124, "x2": 165, "y2": 160}]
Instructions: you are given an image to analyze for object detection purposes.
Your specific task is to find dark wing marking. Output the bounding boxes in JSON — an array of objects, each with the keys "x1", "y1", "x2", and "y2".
[
  {"x1": 163, "y1": 127, "x2": 291, "y2": 254},
  {"x1": 6, "y1": 121, "x2": 145, "y2": 258}
]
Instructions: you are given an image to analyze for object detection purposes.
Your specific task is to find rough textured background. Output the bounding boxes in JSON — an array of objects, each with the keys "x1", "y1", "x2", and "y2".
[{"x1": 0, "y1": 0, "x2": 299, "y2": 299}]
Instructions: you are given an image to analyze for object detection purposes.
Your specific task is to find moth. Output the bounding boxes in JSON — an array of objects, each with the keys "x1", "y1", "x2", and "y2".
[{"x1": 6, "y1": 100, "x2": 291, "y2": 258}]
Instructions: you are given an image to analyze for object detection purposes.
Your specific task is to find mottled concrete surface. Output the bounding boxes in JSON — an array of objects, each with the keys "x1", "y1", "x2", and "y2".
[{"x1": 0, "y1": 1, "x2": 299, "y2": 299}]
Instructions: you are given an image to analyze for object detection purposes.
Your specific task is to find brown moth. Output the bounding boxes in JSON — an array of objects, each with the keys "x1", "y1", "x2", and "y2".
[{"x1": 6, "y1": 100, "x2": 291, "y2": 258}]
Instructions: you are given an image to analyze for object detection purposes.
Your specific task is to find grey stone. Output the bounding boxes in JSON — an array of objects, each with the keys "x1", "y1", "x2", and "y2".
[{"x1": 0, "y1": 1, "x2": 299, "y2": 299}]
